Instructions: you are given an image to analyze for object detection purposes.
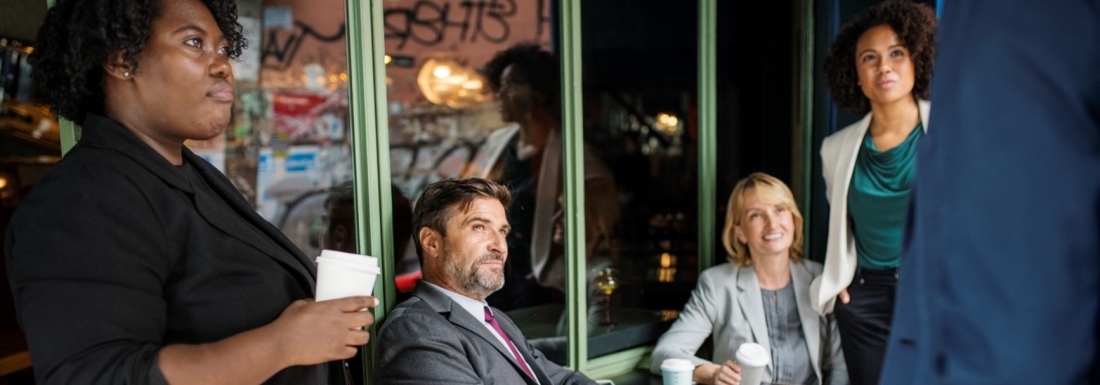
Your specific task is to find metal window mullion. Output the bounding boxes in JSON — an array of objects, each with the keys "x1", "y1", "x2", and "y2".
[
  {"x1": 698, "y1": 0, "x2": 717, "y2": 272},
  {"x1": 799, "y1": 0, "x2": 815, "y2": 255},
  {"x1": 345, "y1": 0, "x2": 395, "y2": 383},
  {"x1": 560, "y1": 0, "x2": 588, "y2": 373}
]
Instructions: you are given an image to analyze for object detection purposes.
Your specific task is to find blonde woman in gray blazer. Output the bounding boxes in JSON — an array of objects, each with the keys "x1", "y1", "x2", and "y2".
[{"x1": 652, "y1": 173, "x2": 847, "y2": 385}]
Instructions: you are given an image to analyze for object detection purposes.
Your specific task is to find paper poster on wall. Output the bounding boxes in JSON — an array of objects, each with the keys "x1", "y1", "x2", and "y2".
[
  {"x1": 255, "y1": 145, "x2": 321, "y2": 221},
  {"x1": 269, "y1": 91, "x2": 347, "y2": 145}
]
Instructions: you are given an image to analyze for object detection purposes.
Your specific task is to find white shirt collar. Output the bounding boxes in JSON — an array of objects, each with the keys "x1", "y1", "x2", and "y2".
[{"x1": 422, "y1": 281, "x2": 495, "y2": 321}]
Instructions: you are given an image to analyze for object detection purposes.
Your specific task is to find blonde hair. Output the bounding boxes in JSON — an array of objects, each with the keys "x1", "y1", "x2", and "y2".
[{"x1": 721, "y1": 172, "x2": 805, "y2": 267}]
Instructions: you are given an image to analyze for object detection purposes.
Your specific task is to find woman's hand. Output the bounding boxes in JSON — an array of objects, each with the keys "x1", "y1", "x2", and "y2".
[
  {"x1": 694, "y1": 359, "x2": 742, "y2": 385},
  {"x1": 158, "y1": 296, "x2": 379, "y2": 384},
  {"x1": 270, "y1": 296, "x2": 378, "y2": 367},
  {"x1": 839, "y1": 288, "x2": 851, "y2": 304}
]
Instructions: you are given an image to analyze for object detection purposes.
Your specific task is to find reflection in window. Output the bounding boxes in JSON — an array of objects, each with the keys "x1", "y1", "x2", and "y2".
[{"x1": 382, "y1": 6, "x2": 554, "y2": 271}]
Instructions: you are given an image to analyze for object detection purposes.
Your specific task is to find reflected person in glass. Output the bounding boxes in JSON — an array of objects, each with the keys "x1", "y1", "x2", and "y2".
[
  {"x1": 5, "y1": 0, "x2": 376, "y2": 383},
  {"x1": 322, "y1": 181, "x2": 414, "y2": 278},
  {"x1": 651, "y1": 173, "x2": 848, "y2": 385},
  {"x1": 469, "y1": 43, "x2": 620, "y2": 311}
]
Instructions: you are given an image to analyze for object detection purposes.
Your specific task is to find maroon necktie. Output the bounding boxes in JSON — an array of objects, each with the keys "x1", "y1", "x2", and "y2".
[{"x1": 484, "y1": 307, "x2": 536, "y2": 380}]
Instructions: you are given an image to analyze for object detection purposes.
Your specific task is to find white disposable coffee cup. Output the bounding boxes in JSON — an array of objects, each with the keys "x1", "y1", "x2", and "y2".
[
  {"x1": 735, "y1": 342, "x2": 770, "y2": 385},
  {"x1": 660, "y1": 358, "x2": 694, "y2": 385},
  {"x1": 315, "y1": 249, "x2": 381, "y2": 303}
]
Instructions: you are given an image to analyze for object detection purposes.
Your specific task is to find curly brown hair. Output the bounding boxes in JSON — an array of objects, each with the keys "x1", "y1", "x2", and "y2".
[
  {"x1": 823, "y1": 0, "x2": 936, "y2": 114},
  {"x1": 29, "y1": 0, "x2": 245, "y2": 124}
]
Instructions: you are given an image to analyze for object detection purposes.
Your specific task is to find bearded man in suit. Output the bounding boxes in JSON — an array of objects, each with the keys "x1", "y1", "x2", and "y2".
[{"x1": 376, "y1": 178, "x2": 596, "y2": 385}]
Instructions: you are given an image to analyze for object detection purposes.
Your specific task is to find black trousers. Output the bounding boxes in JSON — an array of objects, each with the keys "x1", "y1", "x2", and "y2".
[{"x1": 834, "y1": 267, "x2": 897, "y2": 385}]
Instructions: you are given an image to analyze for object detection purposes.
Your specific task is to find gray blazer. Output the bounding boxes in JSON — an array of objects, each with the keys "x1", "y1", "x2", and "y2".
[
  {"x1": 650, "y1": 261, "x2": 848, "y2": 385},
  {"x1": 376, "y1": 282, "x2": 597, "y2": 385}
]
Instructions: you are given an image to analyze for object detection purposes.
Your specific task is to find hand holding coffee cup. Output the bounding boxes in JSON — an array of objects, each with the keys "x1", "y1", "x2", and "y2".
[
  {"x1": 735, "y1": 342, "x2": 770, "y2": 385},
  {"x1": 270, "y1": 296, "x2": 378, "y2": 366}
]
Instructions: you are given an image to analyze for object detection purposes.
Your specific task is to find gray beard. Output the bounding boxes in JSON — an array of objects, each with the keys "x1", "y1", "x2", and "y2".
[{"x1": 443, "y1": 245, "x2": 505, "y2": 299}]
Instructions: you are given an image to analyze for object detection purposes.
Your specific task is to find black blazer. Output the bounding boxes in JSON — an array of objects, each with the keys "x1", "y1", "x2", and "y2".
[
  {"x1": 375, "y1": 282, "x2": 596, "y2": 385},
  {"x1": 5, "y1": 115, "x2": 343, "y2": 384}
]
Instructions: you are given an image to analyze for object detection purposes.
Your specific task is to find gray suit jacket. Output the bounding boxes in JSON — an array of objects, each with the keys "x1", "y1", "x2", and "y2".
[
  {"x1": 376, "y1": 283, "x2": 596, "y2": 385},
  {"x1": 650, "y1": 261, "x2": 848, "y2": 385}
]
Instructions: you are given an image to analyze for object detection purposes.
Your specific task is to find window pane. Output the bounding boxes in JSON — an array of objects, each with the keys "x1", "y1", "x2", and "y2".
[
  {"x1": 580, "y1": 0, "x2": 700, "y2": 360},
  {"x1": 381, "y1": 0, "x2": 573, "y2": 365}
]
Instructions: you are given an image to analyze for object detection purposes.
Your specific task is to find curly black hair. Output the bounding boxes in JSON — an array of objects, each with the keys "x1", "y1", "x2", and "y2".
[
  {"x1": 823, "y1": 0, "x2": 936, "y2": 114},
  {"x1": 30, "y1": 0, "x2": 245, "y2": 124},
  {"x1": 479, "y1": 42, "x2": 560, "y2": 114}
]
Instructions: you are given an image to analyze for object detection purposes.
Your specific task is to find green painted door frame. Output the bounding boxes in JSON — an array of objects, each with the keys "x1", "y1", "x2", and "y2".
[
  {"x1": 342, "y1": 0, "x2": 394, "y2": 382},
  {"x1": 559, "y1": 0, "x2": 590, "y2": 374},
  {"x1": 698, "y1": 0, "x2": 718, "y2": 273}
]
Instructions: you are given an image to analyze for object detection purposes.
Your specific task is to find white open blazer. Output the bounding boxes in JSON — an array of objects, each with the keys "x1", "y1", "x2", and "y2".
[{"x1": 809, "y1": 99, "x2": 931, "y2": 315}]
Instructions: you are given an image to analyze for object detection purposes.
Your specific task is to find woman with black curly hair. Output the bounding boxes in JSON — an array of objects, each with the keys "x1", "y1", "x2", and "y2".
[
  {"x1": 807, "y1": 1, "x2": 936, "y2": 385},
  {"x1": 6, "y1": 0, "x2": 375, "y2": 384},
  {"x1": 469, "y1": 43, "x2": 619, "y2": 314}
]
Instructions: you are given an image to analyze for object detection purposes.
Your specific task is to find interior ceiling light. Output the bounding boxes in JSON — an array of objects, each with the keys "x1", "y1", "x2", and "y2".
[{"x1": 417, "y1": 58, "x2": 489, "y2": 109}]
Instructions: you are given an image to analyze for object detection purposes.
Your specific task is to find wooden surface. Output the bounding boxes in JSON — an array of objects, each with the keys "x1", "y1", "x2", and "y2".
[{"x1": 0, "y1": 331, "x2": 31, "y2": 376}]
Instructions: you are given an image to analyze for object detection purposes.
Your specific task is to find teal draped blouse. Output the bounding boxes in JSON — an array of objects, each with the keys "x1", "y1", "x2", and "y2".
[{"x1": 847, "y1": 123, "x2": 923, "y2": 269}]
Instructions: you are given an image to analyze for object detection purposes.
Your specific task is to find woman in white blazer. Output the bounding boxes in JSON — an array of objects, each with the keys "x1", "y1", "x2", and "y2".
[
  {"x1": 652, "y1": 173, "x2": 847, "y2": 385},
  {"x1": 808, "y1": 2, "x2": 937, "y2": 385}
]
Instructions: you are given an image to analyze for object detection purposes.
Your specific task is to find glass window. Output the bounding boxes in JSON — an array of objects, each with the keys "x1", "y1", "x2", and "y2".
[
  {"x1": 578, "y1": 0, "x2": 701, "y2": 362},
  {"x1": 380, "y1": 0, "x2": 577, "y2": 364}
]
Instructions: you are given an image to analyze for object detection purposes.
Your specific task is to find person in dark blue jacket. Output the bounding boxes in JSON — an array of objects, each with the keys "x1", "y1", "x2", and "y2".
[{"x1": 881, "y1": 1, "x2": 1100, "y2": 384}]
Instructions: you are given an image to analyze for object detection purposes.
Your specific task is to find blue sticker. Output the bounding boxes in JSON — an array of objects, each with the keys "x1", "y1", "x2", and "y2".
[
  {"x1": 285, "y1": 152, "x2": 316, "y2": 172},
  {"x1": 259, "y1": 153, "x2": 273, "y2": 173}
]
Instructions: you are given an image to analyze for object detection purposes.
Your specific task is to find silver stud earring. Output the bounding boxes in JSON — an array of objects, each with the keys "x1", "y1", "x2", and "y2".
[{"x1": 123, "y1": 72, "x2": 130, "y2": 77}]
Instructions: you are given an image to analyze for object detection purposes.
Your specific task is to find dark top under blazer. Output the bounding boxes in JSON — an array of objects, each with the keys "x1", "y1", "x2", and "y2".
[
  {"x1": 5, "y1": 115, "x2": 342, "y2": 384},
  {"x1": 376, "y1": 282, "x2": 597, "y2": 385}
]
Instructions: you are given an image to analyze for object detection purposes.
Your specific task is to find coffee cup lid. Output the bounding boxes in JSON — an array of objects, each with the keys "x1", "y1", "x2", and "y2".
[
  {"x1": 317, "y1": 256, "x2": 381, "y2": 273},
  {"x1": 660, "y1": 358, "x2": 694, "y2": 372},
  {"x1": 735, "y1": 343, "x2": 770, "y2": 367},
  {"x1": 319, "y1": 250, "x2": 378, "y2": 266}
]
